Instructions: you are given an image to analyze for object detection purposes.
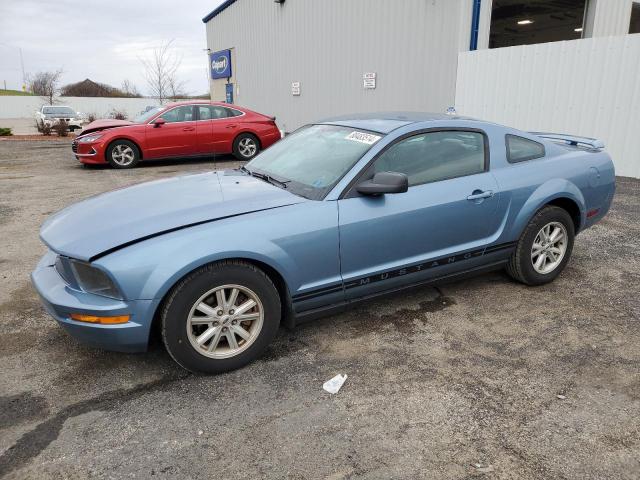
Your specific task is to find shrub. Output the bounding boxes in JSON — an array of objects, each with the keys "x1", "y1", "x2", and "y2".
[
  {"x1": 36, "y1": 120, "x2": 52, "y2": 136},
  {"x1": 0, "y1": 127, "x2": 12, "y2": 136},
  {"x1": 53, "y1": 120, "x2": 69, "y2": 137},
  {"x1": 86, "y1": 112, "x2": 97, "y2": 123},
  {"x1": 109, "y1": 109, "x2": 128, "y2": 120}
]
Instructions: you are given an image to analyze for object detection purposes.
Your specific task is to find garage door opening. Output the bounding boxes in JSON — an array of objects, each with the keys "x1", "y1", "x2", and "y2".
[{"x1": 489, "y1": 0, "x2": 587, "y2": 49}]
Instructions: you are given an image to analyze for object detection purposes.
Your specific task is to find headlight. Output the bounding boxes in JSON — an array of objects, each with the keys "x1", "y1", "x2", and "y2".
[
  {"x1": 78, "y1": 134, "x2": 103, "y2": 143},
  {"x1": 69, "y1": 260, "x2": 123, "y2": 299}
]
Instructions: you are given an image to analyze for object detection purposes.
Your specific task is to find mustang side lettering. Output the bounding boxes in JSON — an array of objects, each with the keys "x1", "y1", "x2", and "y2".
[{"x1": 32, "y1": 113, "x2": 615, "y2": 373}]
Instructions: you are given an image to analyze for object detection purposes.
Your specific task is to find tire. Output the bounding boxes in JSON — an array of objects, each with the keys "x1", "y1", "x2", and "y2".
[
  {"x1": 161, "y1": 260, "x2": 281, "y2": 374},
  {"x1": 232, "y1": 133, "x2": 260, "y2": 160},
  {"x1": 106, "y1": 139, "x2": 140, "y2": 169},
  {"x1": 506, "y1": 205, "x2": 575, "y2": 286}
]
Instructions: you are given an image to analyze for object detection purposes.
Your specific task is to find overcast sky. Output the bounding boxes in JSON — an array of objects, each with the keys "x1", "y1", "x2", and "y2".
[{"x1": 0, "y1": 0, "x2": 225, "y2": 95}]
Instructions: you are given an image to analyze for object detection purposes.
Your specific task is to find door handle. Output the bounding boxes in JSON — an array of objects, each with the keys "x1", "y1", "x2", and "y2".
[
  {"x1": 182, "y1": 127, "x2": 195, "y2": 131},
  {"x1": 225, "y1": 124, "x2": 237, "y2": 129},
  {"x1": 467, "y1": 190, "x2": 494, "y2": 201}
]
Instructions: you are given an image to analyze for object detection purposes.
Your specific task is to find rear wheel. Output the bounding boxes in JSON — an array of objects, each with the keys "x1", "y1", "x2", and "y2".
[
  {"x1": 161, "y1": 261, "x2": 281, "y2": 373},
  {"x1": 106, "y1": 139, "x2": 140, "y2": 169},
  {"x1": 232, "y1": 133, "x2": 260, "y2": 160},
  {"x1": 506, "y1": 206, "x2": 575, "y2": 285}
]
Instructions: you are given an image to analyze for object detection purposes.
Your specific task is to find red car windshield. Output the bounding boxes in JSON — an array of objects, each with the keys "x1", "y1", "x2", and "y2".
[{"x1": 134, "y1": 107, "x2": 165, "y2": 124}]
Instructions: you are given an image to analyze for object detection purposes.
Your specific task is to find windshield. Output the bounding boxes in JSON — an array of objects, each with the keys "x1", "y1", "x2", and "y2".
[
  {"x1": 246, "y1": 124, "x2": 383, "y2": 200},
  {"x1": 133, "y1": 106, "x2": 165, "y2": 124},
  {"x1": 43, "y1": 107, "x2": 75, "y2": 116}
]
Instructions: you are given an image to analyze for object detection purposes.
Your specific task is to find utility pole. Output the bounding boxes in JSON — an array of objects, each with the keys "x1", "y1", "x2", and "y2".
[{"x1": 19, "y1": 47, "x2": 26, "y2": 91}]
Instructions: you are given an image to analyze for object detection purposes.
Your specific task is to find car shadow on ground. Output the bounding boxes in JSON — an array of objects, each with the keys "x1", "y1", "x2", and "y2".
[{"x1": 78, "y1": 154, "x2": 241, "y2": 171}]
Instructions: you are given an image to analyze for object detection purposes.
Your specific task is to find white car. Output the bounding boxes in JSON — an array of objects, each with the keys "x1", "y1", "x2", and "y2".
[{"x1": 35, "y1": 106, "x2": 84, "y2": 132}]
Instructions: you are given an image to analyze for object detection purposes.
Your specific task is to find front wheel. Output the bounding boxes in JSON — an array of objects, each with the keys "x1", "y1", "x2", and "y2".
[
  {"x1": 506, "y1": 206, "x2": 575, "y2": 286},
  {"x1": 161, "y1": 261, "x2": 281, "y2": 373},
  {"x1": 232, "y1": 133, "x2": 260, "y2": 160},
  {"x1": 106, "y1": 139, "x2": 140, "y2": 169}
]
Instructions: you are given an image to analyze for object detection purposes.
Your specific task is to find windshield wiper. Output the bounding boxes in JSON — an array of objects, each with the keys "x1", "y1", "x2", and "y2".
[{"x1": 241, "y1": 166, "x2": 290, "y2": 189}]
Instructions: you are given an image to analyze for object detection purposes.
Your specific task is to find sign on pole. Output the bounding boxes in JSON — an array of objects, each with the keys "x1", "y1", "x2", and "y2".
[{"x1": 210, "y1": 50, "x2": 232, "y2": 79}]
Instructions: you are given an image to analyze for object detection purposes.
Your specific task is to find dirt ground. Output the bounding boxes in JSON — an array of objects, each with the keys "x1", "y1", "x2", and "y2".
[{"x1": 0, "y1": 140, "x2": 638, "y2": 479}]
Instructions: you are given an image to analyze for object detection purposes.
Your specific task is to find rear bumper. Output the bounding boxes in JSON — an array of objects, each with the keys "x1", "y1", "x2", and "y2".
[
  {"x1": 31, "y1": 251, "x2": 155, "y2": 352},
  {"x1": 260, "y1": 128, "x2": 282, "y2": 150}
]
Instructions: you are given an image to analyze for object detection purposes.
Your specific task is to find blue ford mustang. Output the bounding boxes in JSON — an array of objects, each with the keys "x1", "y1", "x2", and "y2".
[{"x1": 32, "y1": 113, "x2": 615, "y2": 373}]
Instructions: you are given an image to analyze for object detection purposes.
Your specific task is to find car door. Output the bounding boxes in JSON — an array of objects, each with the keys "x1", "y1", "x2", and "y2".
[
  {"x1": 145, "y1": 105, "x2": 197, "y2": 159},
  {"x1": 195, "y1": 105, "x2": 236, "y2": 155},
  {"x1": 338, "y1": 129, "x2": 501, "y2": 300}
]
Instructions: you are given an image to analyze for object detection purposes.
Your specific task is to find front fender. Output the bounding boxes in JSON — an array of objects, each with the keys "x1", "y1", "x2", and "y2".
[
  {"x1": 94, "y1": 201, "x2": 340, "y2": 304},
  {"x1": 96, "y1": 229, "x2": 295, "y2": 302},
  {"x1": 102, "y1": 133, "x2": 146, "y2": 152},
  {"x1": 509, "y1": 178, "x2": 585, "y2": 239}
]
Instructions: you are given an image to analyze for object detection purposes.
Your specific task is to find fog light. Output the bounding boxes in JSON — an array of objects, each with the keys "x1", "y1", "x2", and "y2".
[{"x1": 70, "y1": 313, "x2": 130, "y2": 324}]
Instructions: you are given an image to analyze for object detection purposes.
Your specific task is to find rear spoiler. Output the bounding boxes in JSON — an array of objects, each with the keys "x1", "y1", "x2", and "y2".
[{"x1": 530, "y1": 132, "x2": 605, "y2": 150}]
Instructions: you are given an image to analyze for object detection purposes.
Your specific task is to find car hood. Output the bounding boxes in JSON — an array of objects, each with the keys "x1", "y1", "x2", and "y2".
[
  {"x1": 79, "y1": 119, "x2": 134, "y2": 135},
  {"x1": 40, "y1": 170, "x2": 306, "y2": 261}
]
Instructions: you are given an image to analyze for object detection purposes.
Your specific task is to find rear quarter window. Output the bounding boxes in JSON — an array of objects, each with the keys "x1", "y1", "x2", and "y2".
[
  {"x1": 506, "y1": 135, "x2": 545, "y2": 163},
  {"x1": 225, "y1": 108, "x2": 243, "y2": 117}
]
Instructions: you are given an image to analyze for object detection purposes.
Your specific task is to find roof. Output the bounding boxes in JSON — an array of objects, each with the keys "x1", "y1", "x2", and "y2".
[
  {"x1": 318, "y1": 112, "x2": 470, "y2": 134},
  {"x1": 202, "y1": 0, "x2": 238, "y2": 23},
  {"x1": 163, "y1": 100, "x2": 234, "y2": 106}
]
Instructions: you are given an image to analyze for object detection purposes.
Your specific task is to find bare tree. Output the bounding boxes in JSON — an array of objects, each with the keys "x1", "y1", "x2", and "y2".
[
  {"x1": 28, "y1": 69, "x2": 63, "y2": 105},
  {"x1": 121, "y1": 79, "x2": 141, "y2": 98},
  {"x1": 140, "y1": 40, "x2": 184, "y2": 104},
  {"x1": 168, "y1": 76, "x2": 187, "y2": 101}
]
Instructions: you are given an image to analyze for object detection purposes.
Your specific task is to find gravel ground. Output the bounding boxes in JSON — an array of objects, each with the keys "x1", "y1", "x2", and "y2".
[{"x1": 0, "y1": 140, "x2": 638, "y2": 479}]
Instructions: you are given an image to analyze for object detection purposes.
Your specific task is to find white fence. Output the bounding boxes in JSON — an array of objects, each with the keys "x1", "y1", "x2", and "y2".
[
  {"x1": 456, "y1": 34, "x2": 640, "y2": 178},
  {"x1": 0, "y1": 96, "x2": 190, "y2": 120}
]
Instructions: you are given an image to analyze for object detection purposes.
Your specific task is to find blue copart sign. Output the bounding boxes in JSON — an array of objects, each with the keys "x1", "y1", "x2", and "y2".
[{"x1": 210, "y1": 50, "x2": 232, "y2": 79}]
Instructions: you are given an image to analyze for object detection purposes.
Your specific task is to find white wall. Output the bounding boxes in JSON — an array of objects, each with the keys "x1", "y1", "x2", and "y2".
[
  {"x1": 0, "y1": 96, "x2": 177, "y2": 119},
  {"x1": 455, "y1": 34, "x2": 640, "y2": 178}
]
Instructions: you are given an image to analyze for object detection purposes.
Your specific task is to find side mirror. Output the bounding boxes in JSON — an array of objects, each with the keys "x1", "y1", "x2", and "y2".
[
  {"x1": 152, "y1": 117, "x2": 166, "y2": 127},
  {"x1": 356, "y1": 171, "x2": 408, "y2": 196}
]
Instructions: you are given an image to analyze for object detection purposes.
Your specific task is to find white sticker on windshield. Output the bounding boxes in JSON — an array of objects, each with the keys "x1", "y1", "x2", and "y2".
[{"x1": 345, "y1": 131, "x2": 381, "y2": 145}]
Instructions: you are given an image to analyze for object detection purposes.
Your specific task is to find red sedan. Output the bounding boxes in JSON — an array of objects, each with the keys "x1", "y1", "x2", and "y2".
[{"x1": 72, "y1": 101, "x2": 282, "y2": 168}]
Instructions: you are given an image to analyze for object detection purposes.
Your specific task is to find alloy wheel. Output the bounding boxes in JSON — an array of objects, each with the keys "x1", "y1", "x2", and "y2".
[
  {"x1": 238, "y1": 138, "x2": 257, "y2": 158},
  {"x1": 186, "y1": 284, "x2": 264, "y2": 359},
  {"x1": 531, "y1": 221, "x2": 568, "y2": 274},
  {"x1": 111, "y1": 144, "x2": 135, "y2": 166}
]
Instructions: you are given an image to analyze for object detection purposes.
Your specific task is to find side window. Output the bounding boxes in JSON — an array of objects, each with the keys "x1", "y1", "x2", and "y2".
[
  {"x1": 506, "y1": 135, "x2": 545, "y2": 163},
  {"x1": 225, "y1": 108, "x2": 243, "y2": 117},
  {"x1": 372, "y1": 130, "x2": 486, "y2": 187},
  {"x1": 211, "y1": 106, "x2": 230, "y2": 119},
  {"x1": 199, "y1": 106, "x2": 234, "y2": 120},
  {"x1": 196, "y1": 106, "x2": 227, "y2": 120},
  {"x1": 197, "y1": 106, "x2": 212, "y2": 120},
  {"x1": 159, "y1": 105, "x2": 194, "y2": 123}
]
